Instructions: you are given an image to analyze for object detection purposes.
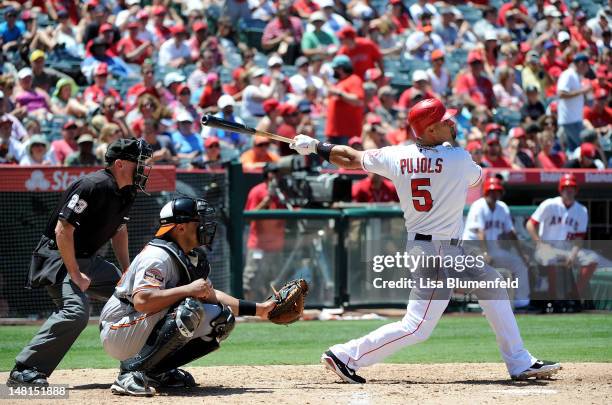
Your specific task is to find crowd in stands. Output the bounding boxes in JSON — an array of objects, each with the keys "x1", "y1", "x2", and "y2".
[{"x1": 0, "y1": 0, "x2": 610, "y2": 174}]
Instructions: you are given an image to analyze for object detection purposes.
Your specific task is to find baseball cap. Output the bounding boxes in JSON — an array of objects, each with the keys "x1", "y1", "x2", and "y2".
[
  {"x1": 544, "y1": 5, "x2": 561, "y2": 18},
  {"x1": 126, "y1": 0, "x2": 140, "y2": 5},
  {"x1": 63, "y1": 120, "x2": 78, "y2": 130},
  {"x1": 77, "y1": 134, "x2": 95, "y2": 144},
  {"x1": 137, "y1": 10, "x2": 149, "y2": 19},
  {"x1": 573, "y1": 53, "x2": 589, "y2": 63},
  {"x1": 367, "y1": 115, "x2": 382, "y2": 125},
  {"x1": 263, "y1": 98, "x2": 279, "y2": 114},
  {"x1": 544, "y1": 40, "x2": 556, "y2": 50},
  {"x1": 412, "y1": 70, "x2": 428, "y2": 83},
  {"x1": 100, "y1": 23, "x2": 113, "y2": 33},
  {"x1": 317, "y1": 0, "x2": 334, "y2": 8},
  {"x1": 467, "y1": 50, "x2": 483, "y2": 64},
  {"x1": 30, "y1": 50, "x2": 46, "y2": 62},
  {"x1": 192, "y1": 21, "x2": 208, "y2": 32},
  {"x1": 331, "y1": 55, "x2": 352, "y2": 69},
  {"x1": 580, "y1": 129, "x2": 597, "y2": 143},
  {"x1": 4, "y1": 7, "x2": 17, "y2": 16},
  {"x1": 163, "y1": 71, "x2": 186, "y2": 87},
  {"x1": 127, "y1": 20, "x2": 140, "y2": 29},
  {"x1": 337, "y1": 25, "x2": 357, "y2": 39},
  {"x1": 176, "y1": 84, "x2": 190, "y2": 94},
  {"x1": 28, "y1": 134, "x2": 49, "y2": 148},
  {"x1": 176, "y1": 111, "x2": 194, "y2": 123},
  {"x1": 580, "y1": 142, "x2": 597, "y2": 159},
  {"x1": 548, "y1": 66, "x2": 562, "y2": 78},
  {"x1": 486, "y1": 134, "x2": 500, "y2": 145},
  {"x1": 217, "y1": 94, "x2": 236, "y2": 109},
  {"x1": 466, "y1": 140, "x2": 482, "y2": 152},
  {"x1": 205, "y1": 136, "x2": 220, "y2": 148},
  {"x1": 596, "y1": 89, "x2": 609, "y2": 99},
  {"x1": 484, "y1": 30, "x2": 498, "y2": 42},
  {"x1": 249, "y1": 67, "x2": 265, "y2": 78},
  {"x1": 295, "y1": 56, "x2": 309, "y2": 67},
  {"x1": 105, "y1": 138, "x2": 144, "y2": 163},
  {"x1": 558, "y1": 173, "x2": 577, "y2": 191},
  {"x1": 483, "y1": 177, "x2": 504, "y2": 194},
  {"x1": 431, "y1": 49, "x2": 445, "y2": 61},
  {"x1": 509, "y1": 127, "x2": 526, "y2": 139},
  {"x1": 18, "y1": 67, "x2": 33, "y2": 80},
  {"x1": 408, "y1": 98, "x2": 457, "y2": 139},
  {"x1": 525, "y1": 84, "x2": 539, "y2": 93},
  {"x1": 485, "y1": 123, "x2": 502, "y2": 134},
  {"x1": 268, "y1": 55, "x2": 283, "y2": 67},
  {"x1": 170, "y1": 25, "x2": 186, "y2": 35},
  {"x1": 279, "y1": 103, "x2": 297, "y2": 116},
  {"x1": 309, "y1": 11, "x2": 326, "y2": 23},
  {"x1": 526, "y1": 50, "x2": 540, "y2": 63},
  {"x1": 95, "y1": 62, "x2": 109, "y2": 76},
  {"x1": 557, "y1": 31, "x2": 570, "y2": 43}
]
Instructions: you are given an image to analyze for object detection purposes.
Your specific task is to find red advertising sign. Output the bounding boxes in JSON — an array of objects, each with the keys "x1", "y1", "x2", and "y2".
[{"x1": 0, "y1": 165, "x2": 176, "y2": 192}]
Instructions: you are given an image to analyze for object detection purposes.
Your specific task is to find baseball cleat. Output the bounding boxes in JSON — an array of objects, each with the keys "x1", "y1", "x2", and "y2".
[
  {"x1": 6, "y1": 365, "x2": 49, "y2": 387},
  {"x1": 111, "y1": 371, "x2": 156, "y2": 397},
  {"x1": 321, "y1": 350, "x2": 366, "y2": 384},
  {"x1": 148, "y1": 368, "x2": 197, "y2": 388},
  {"x1": 511, "y1": 360, "x2": 562, "y2": 380}
]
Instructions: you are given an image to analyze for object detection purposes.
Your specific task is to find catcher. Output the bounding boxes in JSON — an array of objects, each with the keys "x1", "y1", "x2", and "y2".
[{"x1": 99, "y1": 197, "x2": 308, "y2": 396}]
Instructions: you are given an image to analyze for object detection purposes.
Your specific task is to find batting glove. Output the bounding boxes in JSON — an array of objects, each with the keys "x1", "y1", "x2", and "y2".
[{"x1": 290, "y1": 134, "x2": 319, "y2": 155}]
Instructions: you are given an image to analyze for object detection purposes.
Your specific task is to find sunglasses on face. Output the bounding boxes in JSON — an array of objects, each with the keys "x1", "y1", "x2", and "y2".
[
  {"x1": 208, "y1": 143, "x2": 220, "y2": 148},
  {"x1": 256, "y1": 142, "x2": 270, "y2": 147}
]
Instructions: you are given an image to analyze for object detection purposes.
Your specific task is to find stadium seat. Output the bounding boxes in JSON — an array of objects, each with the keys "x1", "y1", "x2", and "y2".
[
  {"x1": 494, "y1": 107, "x2": 522, "y2": 129},
  {"x1": 238, "y1": 18, "x2": 268, "y2": 53}
]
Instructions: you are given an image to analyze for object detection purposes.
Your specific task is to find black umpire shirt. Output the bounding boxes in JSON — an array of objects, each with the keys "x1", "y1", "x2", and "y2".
[{"x1": 43, "y1": 168, "x2": 136, "y2": 258}]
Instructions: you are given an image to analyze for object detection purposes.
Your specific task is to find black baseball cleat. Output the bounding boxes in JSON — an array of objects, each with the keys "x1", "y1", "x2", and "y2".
[
  {"x1": 6, "y1": 365, "x2": 49, "y2": 386},
  {"x1": 147, "y1": 368, "x2": 197, "y2": 388},
  {"x1": 511, "y1": 360, "x2": 562, "y2": 380},
  {"x1": 321, "y1": 350, "x2": 366, "y2": 384},
  {"x1": 110, "y1": 371, "x2": 155, "y2": 397}
]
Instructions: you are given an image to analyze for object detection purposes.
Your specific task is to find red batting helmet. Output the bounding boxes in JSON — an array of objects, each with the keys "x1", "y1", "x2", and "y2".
[
  {"x1": 558, "y1": 173, "x2": 578, "y2": 193},
  {"x1": 483, "y1": 177, "x2": 504, "y2": 195},
  {"x1": 408, "y1": 98, "x2": 457, "y2": 139}
]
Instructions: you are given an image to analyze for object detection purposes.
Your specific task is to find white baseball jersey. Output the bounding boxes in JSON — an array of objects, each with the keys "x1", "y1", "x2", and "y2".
[
  {"x1": 530, "y1": 197, "x2": 588, "y2": 240},
  {"x1": 463, "y1": 198, "x2": 514, "y2": 241},
  {"x1": 361, "y1": 144, "x2": 482, "y2": 239}
]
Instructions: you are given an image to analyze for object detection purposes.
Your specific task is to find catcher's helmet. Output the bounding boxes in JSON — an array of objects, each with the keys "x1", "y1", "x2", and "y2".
[
  {"x1": 483, "y1": 177, "x2": 504, "y2": 195},
  {"x1": 155, "y1": 197, "x2": 217, "y2": 247},
  {"x1": 408, "y1": 98, "x2": 457, "y2": 139},
  {"x1": 558, "y1": 173, "x2": 578, "y2": 193}
]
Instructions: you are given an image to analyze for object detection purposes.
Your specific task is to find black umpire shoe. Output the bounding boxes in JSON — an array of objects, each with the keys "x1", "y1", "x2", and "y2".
[
  {"x1": 511, "y1": 360, "x2": 562, "y2": 380},
  {"x1": 6, "y1": 365, "x2": 49, "y2": 387},
  {"x1": 147, "y1": 368, "x2": 197, "y2": 388},
  {"x1": 321, "y1": 350, "x2": 366, "y2": 384}
]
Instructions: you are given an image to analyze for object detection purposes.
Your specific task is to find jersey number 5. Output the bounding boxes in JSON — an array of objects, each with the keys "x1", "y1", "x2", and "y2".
[{"x1": 411, "y1": 178, "x2": 433, "y2": 212}]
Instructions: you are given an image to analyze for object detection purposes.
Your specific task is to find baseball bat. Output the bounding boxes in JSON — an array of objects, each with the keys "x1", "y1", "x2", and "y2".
[{"x1": 201, "y1": 114, "x2": 293, "y2": 144}]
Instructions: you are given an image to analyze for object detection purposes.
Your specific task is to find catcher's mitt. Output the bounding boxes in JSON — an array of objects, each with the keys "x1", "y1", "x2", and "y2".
[{"x1": 267, "y1": 279, "x2": 309, "y2": 325}]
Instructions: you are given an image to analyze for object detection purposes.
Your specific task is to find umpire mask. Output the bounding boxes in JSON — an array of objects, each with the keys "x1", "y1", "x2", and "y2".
[{"x1": 105, "y1": 138, "x2": 153, "y2": 193}]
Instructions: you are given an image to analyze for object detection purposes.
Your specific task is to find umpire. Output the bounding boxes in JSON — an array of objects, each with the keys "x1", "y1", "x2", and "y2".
[{"x1": 7, "y1": 138, "x2": 152, "y2": 386}]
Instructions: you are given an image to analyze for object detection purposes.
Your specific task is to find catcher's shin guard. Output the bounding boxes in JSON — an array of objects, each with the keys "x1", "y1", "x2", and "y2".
[{"x1": 121, "y1": 298, "x2": 205, "y2": 373}]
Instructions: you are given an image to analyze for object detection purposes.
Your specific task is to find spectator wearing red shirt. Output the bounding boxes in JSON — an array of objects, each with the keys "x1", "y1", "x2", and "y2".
[
  {"x1": 262, "y1": 5, "x2": 304, "y2": 64},
  {"x1": 498, "y1": 0, "x2": 529, "y2": 26},
  {"x1": 352, "y1": 173, "x2": 399, "y2": 203},
  {"x1": 466, "y1": 140, "x2": 488, "y2": 168},
  {"x1": 150, "y1": 5, "x2": 171, "y2": 45},
  {"x1": 223, "y1": 68, "x2": 247, "y2": 98},
  {"x1": 536, "y1": 130, "x2": 566, "y2": 169},
  {"x1": 116, "y1": 21, "x2": 153, "y2": 65},
  {"x1": 591, "y1": 65, "x2": 611, "y2": 94},
  {"x1": 276, "y1": 104, "x2": 299, "y2": 156},
  {"x1": 386, "y1": 110, "x2": 410, "y2": 145},
  {"x1": 398, "y1": 70, "x2": 435, "y2": 110},
  {"x1": 337, "y1": 25, "x2": 384, "y2": 80},
  {"x1": 483, "y1": 135, "x2": 512, "y2": 168},
  {"x1": 189, "y1": 20, "x2": 209, "y2": 61},
  {"x1": 83, "y1": 63, "x2": 122, "y2": 110},
  {"x1": 85, "y1": 23, "x2": 119, "y2": 57},
  {"x1": 293, "y1": 0, "x2": 319, "y2": 19},
  {"x1": 454, "y1": 51, "x2": 496, "y2": 110},
  {"x1": 50, "y1": 120, "x2": 78, "y2": 165},
  {"x1": 243, "y1": 164, "x2": 286, "y2": 301},
  {"x1": 389, "y1": 0, "x2": 410, "y2": 34},
  {"x1": 126, "y1": 62, "x2": 160, "y2": 111},
  {"x1": 584, "y1": 89, "x2": 612, "y2": 130},
  {"x1": 198, "y1": 72, "x2": 222, "y2": 110},
  {"x1": 325, "y1": 55, "x2": 365, "y2": 145},
  {"x1": 540, "y1": 41, "x2": 567, "y2": 73}
]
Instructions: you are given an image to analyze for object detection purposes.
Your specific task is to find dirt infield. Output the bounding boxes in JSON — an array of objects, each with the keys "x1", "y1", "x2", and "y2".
[{"x1": 1, "y1": 363, "x2": 611, "y2": 404}]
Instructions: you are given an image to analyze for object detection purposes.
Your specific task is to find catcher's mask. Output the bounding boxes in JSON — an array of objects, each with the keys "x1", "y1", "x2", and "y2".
[
  {"x1": 105, "y1": 138, "x2": 153, "y2": 193},
  {"x1": 156, "y1": 197, "x2": 217, "y2": 248}
]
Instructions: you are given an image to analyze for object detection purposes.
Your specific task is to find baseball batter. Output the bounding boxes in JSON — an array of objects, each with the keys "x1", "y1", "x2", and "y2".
[
  {"x1": 463, "y1": 177, "x2": 531, "y2": 309},
  {"x1": 526, "y1": 174, "x2": 598, "y2": 300},
  {"x1": 290, "y1": 98, "x2": 561, "y2": 383},
  {"x1": 100, "y1": 197, "x2": 275, "y2": 396}
]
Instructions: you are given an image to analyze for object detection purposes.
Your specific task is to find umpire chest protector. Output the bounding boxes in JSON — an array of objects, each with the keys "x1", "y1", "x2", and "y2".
[{"x1": 148, "y1": 238, "x2": 211, "y2": 286}]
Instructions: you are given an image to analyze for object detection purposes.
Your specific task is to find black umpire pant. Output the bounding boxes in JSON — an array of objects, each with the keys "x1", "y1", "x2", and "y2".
[{"x1": 16, "y1": 239, "x2": 121, "y2": 376}]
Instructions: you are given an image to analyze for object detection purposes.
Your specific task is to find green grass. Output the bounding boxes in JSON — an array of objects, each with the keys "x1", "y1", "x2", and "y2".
[{"x1": 1, "y1": 314, "x2": 611, "y2": 371}]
